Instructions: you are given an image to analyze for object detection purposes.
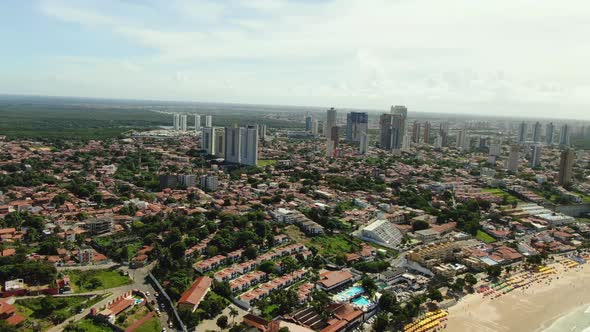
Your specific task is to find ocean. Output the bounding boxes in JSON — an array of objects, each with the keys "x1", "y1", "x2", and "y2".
[{"x1": 542, "y1": 304, "x2": 590, "y2": 332}]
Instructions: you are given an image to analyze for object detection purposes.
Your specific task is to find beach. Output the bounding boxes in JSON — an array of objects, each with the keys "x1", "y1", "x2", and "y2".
[{"x1": 446, "y1": 262, "x2": 590, "y2": 332}]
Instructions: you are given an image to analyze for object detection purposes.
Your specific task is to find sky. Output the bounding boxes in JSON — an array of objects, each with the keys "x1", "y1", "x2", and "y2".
[{"x1": 1, "y1": 0, "x2": 590, "y2": 119}]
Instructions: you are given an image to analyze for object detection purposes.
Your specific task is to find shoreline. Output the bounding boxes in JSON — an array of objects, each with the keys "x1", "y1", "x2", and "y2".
[{"x1": 445, "y1": 261, "x2": 590, "y2": 332}]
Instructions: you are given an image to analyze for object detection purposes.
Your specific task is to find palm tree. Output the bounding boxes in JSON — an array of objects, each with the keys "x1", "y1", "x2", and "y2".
[{"x1": 229, "y1": 306, "x2": 239, "y2": 326}]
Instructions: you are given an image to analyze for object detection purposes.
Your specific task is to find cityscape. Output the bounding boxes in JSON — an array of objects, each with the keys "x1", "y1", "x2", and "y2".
[{"x1": 2, "y1": 1, "x2": 590, "y2": 332}]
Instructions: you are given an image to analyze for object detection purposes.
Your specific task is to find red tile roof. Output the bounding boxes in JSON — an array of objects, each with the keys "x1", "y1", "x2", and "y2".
[{"x1": 178, "y1": 276, "x2": 212, "y2": 307}]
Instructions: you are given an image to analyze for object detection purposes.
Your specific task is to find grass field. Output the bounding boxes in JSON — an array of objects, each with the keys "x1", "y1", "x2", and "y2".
[
  {"x1": 16, "y1": 296, "x2": 91, "y2": 330},
  {"x1": 476, "y1": 230, "x2": 496, "y2": 243},
  {"x1": 482, "y1": 188, "x2": 522, "y2": 205},
  {"x1": 311, "y1": 234, "x2": 361, "y2": 257},
  {"x1": 68, "y1": 268, "x2": 132, "y2": 293},
  {"x1": 134, "y1": 316, "x2": 162, "y2": 332},
  {"x1": 284, "y1": 225, "x2": 313, "y2": 247},
  {"x1": 257, "y1": 159, "x2": 278, "y2": 167}
]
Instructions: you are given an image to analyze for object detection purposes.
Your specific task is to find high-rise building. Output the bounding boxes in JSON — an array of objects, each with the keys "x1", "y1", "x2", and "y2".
[
  {"x1": 506, "y1": 145, "x2": 520, "y2": 172},
  {"x1": 546, "y1": 122, "x2": 555, "y2": 145},
  {"x1": 311, "y1": 120, "x2": 319, "y2": 136},
  {"x1": 560, "y1": 124, "x2": 570, "y2": 146},
  {"x1": 327, "y1": 126, "x2": 339, "y2": 157},
  {"x1": 439, "y1": 122, "x2": 449, "y2": 147},
  {"x1": 205, "y1": 115, "x2": 213, "y2": 127},
  {"x1": 517, "y1": 121, "x2": 527, "y2": 143},
  {"x1": 200, "y1": 174, "x2": 219, "y2": 192},
  {"x1": 345, "y1": 112, "x2": 369, "y2": 142},
  {"x1": 173, "y1": 113, "x2": 180, "y2": 131},
  {"x1": 259, "y1": 124, "x2": 267, "y2": 141},
  {"x1": 530, "y1": 145, "x2": 542, "y2": 168},
  {"x1": 412, "y1": 121, "x2": 421, "y2": 143},
  {"x1": 202, "y1": 127, "x2": 216, "y2": 155},
  {"x1": 214, "y1": 128, "x2": 225, "y2": 158},
  {"x1": 532, "y1": 122, "x2": 542, "y2": 143},
  {"x1": 180, "y1": 114, "x2": 188, "y2": 132},
  {"x1": 558, "y1": 149, "x2": 575, "y2": 186},
  {"x1": 225, "y1": 125, "x2": 258, "y2": 166},
  {"x1": 326, "y1": 108, "x2": 337, "y2": 140},
  {"x1": 194, "y1": 114, "x2": 201, "y2": 132},
  {"x1": 380, "y1": 106, "x2": 407, "y2": 151},
  {"x1": 425, "y1": 122, "x2": 434, "y2": 144},
  {"x1": 434, "y1": 134, "x2": 443, "y2": 149},
  {"x1": 305, "y1": 113, "x2": 313, "y2": 132},
  {"x1": 489, "y1": 143, "x2": 501, "y2": 157},
  {"x1": 359, "y1": 132, "x2": 368, "y2": 154},
  {"x1": 456, "y1": 129, "x2": 467, "y2": 150}
]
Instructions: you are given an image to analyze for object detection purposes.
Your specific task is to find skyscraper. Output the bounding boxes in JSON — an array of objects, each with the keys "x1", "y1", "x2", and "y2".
[
  {"x1": 412, "y1": 121, "x2": 421, "y2": 143},
  {"x1": 530, "y1": 145, "x2": 542, "y2": 168},
  {"x1": 259, "y1": 124, "x2": 267, "y2": 141},
  {"x1": 205, "y1": 115, "x2": 213, "y2": 127},
  {"x1": 202, "y1": 127, "x2": 216, "y2": 154},
  {"x1": 507, "y1": 145, "x2": 520, "y2": 172},
  {"x1": 224, "y1": 125, "x2": 258, "y2": 166},
  {"x1": 311, "y1": 120, "x2": 319, "y2": 136},
  {"x1": 517, "y1": 121, "x2": 527, "y2": 143},
  {"x1": 456, "y1": 129, "x2": 467, "y2": 150},
  {"x1": 423, "y1": 121, "x2": 431, "y2": 144},
  {"x1": 326, "y1": 108, "x2": 337, "y2": 140},
  {"x1": 214, "y1": 127, "x2": 225, "y2": 158},
  {"x1": 327, "y1": 126, "x2": 339, "y2": 158},
  {"x1": 345, "y1": 112, "x2": 369, "y2": 142},
  {"x1": 326, "y1": 108, "x2": 337, "y2": 157},
  {"x1": 379, "y1": 113, "x2": 404, "y2": 150},
  {"x1": 546, "y1": 122, "x2": 555, "y2": 145},
  {"x1": 359, "y1": 132, "x2": 368, "y2": 154},
  {"x1": 194, "y1": 114, "x2": 201, "y2": 132},
  {"x1": 173, "y1": 113, "x2": 180, "y2": 131},
  {"x1": 439, "y1": 122, "x2": 449, "y2": 147},
  {"x1": 532, "y1": 121, "x2": 542, "y2": 143},
  {"x1": 180, "y1": 114, "x2": 188, "y2": 132},
  {"x1": 305, "y1": 113, "x2": 313, "y2": 132},
  {"x1": 558, "y1": 149, "x2": 575, "y2": 186},
  {"x1": 380, "y1": 106, "x2": 407, "y2": 151},
  {"x1": 560, "y1": 124, "x2": 570, "y2": 146}
]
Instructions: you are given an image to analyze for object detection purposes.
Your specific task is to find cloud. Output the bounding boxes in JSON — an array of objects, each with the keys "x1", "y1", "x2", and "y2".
[{"x1": 18, "y1": 0, "x2": 590, "y2": 119}]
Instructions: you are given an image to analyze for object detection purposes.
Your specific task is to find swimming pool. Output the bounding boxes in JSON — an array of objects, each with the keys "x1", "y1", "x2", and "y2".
[
  {"x1": 351, "y1": 296, "x2": 371, "y2": 306},
  {"x1": 334, "y1": 286, "x2": 365, "y2": 302}
]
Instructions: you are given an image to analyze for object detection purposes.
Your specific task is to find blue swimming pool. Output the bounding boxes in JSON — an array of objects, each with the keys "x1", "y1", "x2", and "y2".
[
  {"x1": 334, "y1": 286, "x2": 365, "y2": 302},
  {"x1": 352, "y1": 296, "x2": 371, "y2": 306}
]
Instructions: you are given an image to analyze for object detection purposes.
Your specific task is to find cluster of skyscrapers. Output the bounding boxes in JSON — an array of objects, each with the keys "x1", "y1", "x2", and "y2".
[
  {"x1": 517, "y1": 121, "x2": 570, "y2": 146},
  {"x1": 172, "y1": 113, "x2": 212, "y2": 132}
]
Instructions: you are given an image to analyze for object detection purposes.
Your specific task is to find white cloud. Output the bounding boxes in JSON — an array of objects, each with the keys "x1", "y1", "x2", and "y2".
[{"x1": 21, "y1": 0, "x2": 590, "y2": 119}]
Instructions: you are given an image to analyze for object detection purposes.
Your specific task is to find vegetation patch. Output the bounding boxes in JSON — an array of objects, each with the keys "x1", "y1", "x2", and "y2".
[{"x1": 68, "y1": 269, "x2": 131, "y2": 293}]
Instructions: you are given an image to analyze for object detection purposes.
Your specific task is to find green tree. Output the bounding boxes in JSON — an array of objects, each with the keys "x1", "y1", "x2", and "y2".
[{"x1": 216, "y1": 315, "x2": 229, "y2": 331}]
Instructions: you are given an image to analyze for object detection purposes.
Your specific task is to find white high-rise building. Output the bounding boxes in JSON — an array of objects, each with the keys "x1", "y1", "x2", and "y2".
[
  {"x1": 489, "y1": 143, "x2": 501, "y2": 157},
  {"x1": 225, "y1": 125, "x2": 258, "y2": 166},
  {"x1": 200, "y1": 174, "x2": 219, "y2": 192},
  {"x1": 202, "y1": 127, "x2": 216, "y2": 154},
  {"x1": 194, "y1": 114, "x2": 201, "y2": 132},
  {"x1": 456, "y1": 129, "x2": 467, "y2": 150},
  {"x1": 180, "y1": 114, "x2": 188, "y2": 132},
  {"x1": 311, "y1": 120, "x2": 319, "y2": 136},
  {"x1": 359, "y1": 132, "x2": 368, "y2": 154},
  {"x1": 205, "y1": 115, "x2": 213, "y2": 127},
  {"x1": 259, "y1": 124, "x2": 267, "y2": 141},
  {"x1": 434, "y1": 134, "x2": 443, "y2": 149}
]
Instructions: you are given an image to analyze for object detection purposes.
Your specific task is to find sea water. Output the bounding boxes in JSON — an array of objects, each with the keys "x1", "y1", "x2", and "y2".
[{"x1": 542, "y1": 304, "x2": 590, "y2": 332}]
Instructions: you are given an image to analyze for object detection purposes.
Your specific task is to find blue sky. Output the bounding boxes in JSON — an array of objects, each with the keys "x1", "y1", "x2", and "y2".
[{"x1": 1, "y1": 0, "x2": 590, "y2": 119}]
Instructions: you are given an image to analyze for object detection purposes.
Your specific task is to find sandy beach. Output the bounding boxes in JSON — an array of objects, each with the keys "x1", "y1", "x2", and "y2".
[{"x1": 445, "y1": 262, "x2": 590, "y2": 332}]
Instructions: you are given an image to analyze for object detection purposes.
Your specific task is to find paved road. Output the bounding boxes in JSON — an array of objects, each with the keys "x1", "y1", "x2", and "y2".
[{"x1": 56, "y1": 262, "x2": 119, "y2": 271}]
